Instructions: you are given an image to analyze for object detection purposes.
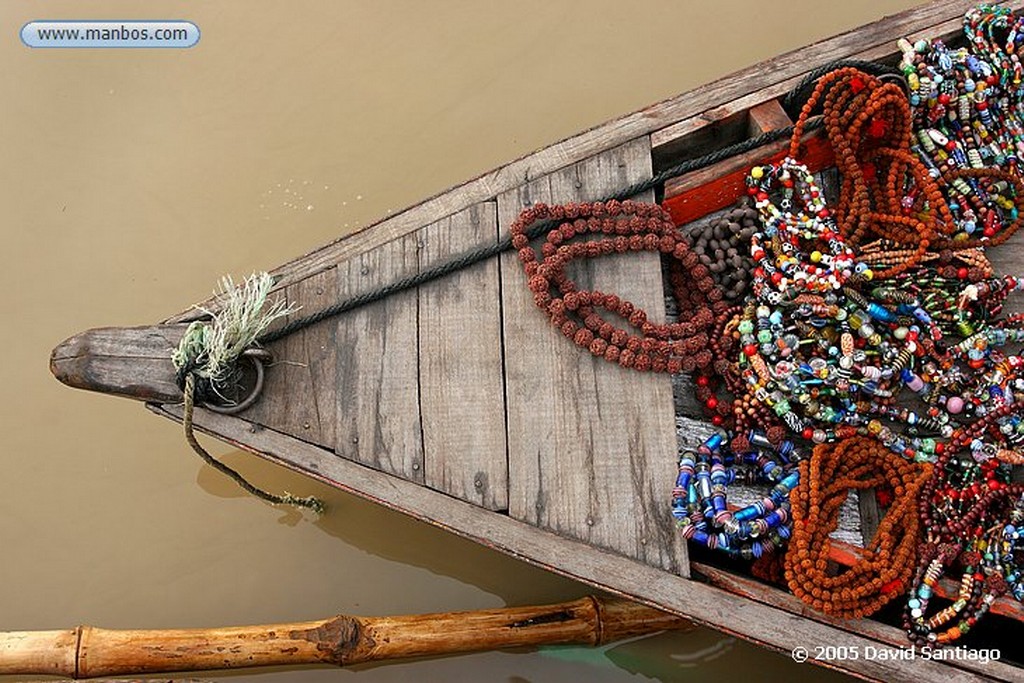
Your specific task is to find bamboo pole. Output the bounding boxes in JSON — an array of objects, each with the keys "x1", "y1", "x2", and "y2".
[{"x1": 0, "y1": 596, "x2": 692, "y2": 679}]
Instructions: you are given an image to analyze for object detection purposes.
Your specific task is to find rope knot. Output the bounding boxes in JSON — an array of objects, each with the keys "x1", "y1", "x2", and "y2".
[
  {"x1": 171, "y1": 273, "x2": 325, "y2": 515},
  {"x1": 172, "y1": 273, "x2": 291, "y2": 399}
]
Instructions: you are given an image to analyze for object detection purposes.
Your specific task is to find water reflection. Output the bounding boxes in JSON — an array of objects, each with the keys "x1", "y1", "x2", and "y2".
[{"x1": 195, "y1": 452, "x2": 851, "y2": 682}]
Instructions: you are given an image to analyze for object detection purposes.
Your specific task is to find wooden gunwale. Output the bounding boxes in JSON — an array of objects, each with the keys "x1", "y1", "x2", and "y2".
[{"x1": 52, "y1": 2, "x2": 1024, "y2": 682}]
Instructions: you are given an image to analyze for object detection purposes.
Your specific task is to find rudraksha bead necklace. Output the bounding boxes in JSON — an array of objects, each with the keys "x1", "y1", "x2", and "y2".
[
  {"x1": 511, "y1": 200, "x2": 728, "y2": 376},
  {"x1": 788, "y1": 67, "x2": 951, "y2": 274},
  {"x1": 784, "y1": 436, "x2": 931, "y2": 619}
]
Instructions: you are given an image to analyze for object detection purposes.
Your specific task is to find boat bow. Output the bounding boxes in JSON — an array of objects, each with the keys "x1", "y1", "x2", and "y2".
[{"x1": 50, "y1": 324, "x2": 188, "y2": 403}]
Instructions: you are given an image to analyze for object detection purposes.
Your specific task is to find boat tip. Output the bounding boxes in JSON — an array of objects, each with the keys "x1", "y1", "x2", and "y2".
[{"x1": 49, "y1": 325, "x2": 187, "y2": 403}]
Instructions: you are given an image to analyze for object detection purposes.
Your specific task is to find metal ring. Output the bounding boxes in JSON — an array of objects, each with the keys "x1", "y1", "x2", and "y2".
[
  {"x1": 877, "y1": 72, "x2": 910, "y2": 98},
  {"x1": 201, "y1": 348, "x2": 272, "y2": 415}
]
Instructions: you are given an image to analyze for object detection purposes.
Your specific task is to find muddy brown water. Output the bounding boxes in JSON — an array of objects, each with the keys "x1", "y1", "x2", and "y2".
[{"x1": 1, "y1": 1, "x2": 922, "y2": 681}]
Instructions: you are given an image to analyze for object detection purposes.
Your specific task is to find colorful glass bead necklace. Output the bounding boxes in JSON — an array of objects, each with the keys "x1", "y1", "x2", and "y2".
[
  {"x1": 904, "y1": 408, "x2": 1023, "y2": 646},
  {"x1": 672, "y1": 431, "x2": 799, "y2": 559},
  {"x1": 900, "y1": 5, "x2": 1024, "y2": 244}
]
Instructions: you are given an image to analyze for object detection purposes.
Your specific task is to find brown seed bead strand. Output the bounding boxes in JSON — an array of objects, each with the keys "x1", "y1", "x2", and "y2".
[
  {"x1": 510, "y1": 200, "x2": 727, "y2": 374},
  {"x1": 784, "y1": 436, "x2": 932, "y2": 619},
  {"x1": 685, "y1": 200, "x2": 759, "y2": 302}
]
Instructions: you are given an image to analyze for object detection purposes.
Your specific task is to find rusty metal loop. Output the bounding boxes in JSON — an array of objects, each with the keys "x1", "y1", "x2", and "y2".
[{"x1": 201, "y1": 348, "x2": 272, "y2": 415}]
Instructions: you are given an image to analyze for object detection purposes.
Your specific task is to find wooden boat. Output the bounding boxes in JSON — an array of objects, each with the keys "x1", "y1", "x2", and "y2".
[{"x1": 48, "y1": 1, "x2": 1024, "y2": 680}]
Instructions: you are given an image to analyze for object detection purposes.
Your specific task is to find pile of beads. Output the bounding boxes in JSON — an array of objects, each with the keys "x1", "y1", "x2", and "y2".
[
  {"x1": 732, "y1": 65, "x2": 1024, "y2": 464},
  {"x1": 747, "y1": 156, "x2": 859, "y2": 291},
  {"x1": 985, "y1": 493, "x2": 1024, "y2": 601},
  {"x1": 899, "y1": 5, "x2": 1024, "y2": 245},
  {"x1": 785, "y1": 436, "x2": 931, "y2": 618},
  {"x1": 685, "y1": 200, "x2": 760, "y2": 301},
  {"x1": 905, "y1": 410, "x2": 1022, "y2": 646},
  {"x1": 856, "y1": 241, "x2": 996, "y2": 340},
  {"x1": 672, "y1": 431, "x2": 799, "y2": 559},
  {"x1": 735, "y1": 155, "x2": 955, "y2": 457}
]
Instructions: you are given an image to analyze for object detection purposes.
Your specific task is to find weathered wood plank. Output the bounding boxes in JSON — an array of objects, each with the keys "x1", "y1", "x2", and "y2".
[
  {"x1": 747, "y1": 99, "x2": 794, "y2": 137},
  {"x1": 987, "y1": 246, "x2": 1024, "y2": 317},
  {"x1": 418, "y1": 203, "x2": 508, "y2": 510},
  {"x1": 335, "y1": 236, "x2": 423, "y2": 482},
  {"x1": 244, "y1": 269, "x2": 338, "y2": 449},
  {"x1": 691, "y1": 561, "x2": 910, "y2": 646},
  {"x1": 858, "y1": 489, "x2": 884, "y2": 549},
  {"x1": 165, "y1": 0, "x2": 1000, "y2": 324},
  {"x1": 150, "y1": 404, "x2": 1013, "y2": 683},
  {"x1": 498, "y1": 138, "x2": 687, "y2": 576}
]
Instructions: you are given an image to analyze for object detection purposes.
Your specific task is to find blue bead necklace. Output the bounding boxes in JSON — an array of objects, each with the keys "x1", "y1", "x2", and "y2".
[{"x1": 673, "y1": 431, "x2": 800, "y2": 559}]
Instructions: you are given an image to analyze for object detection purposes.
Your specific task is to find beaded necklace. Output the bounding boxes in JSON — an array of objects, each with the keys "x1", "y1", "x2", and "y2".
[
  {"x1": 784, "y1": 436, "x2": 930, "y2": 619},
  {"x1": 685, "y1": 200, "x2": 759, "y2": 302},
  {"x1": 900, "y1": 5, "x2": 1024, "y2": 245},
  {"x1": 737, "y1": 155, "x2": 954, "y2": 458},
  {"x1": 984, "y1": 493, "x2": 1024, "y2": 601},
  {"x1": 672, "y1": 431, "x2": 799, "y2": 560},
  {"x1": 905, "y1": 409, "x2": 1023, "y2": 646},
  {"x1": 511, "y1": 200, "x2": 729, "y2": 375},
  {"x1": 788, "y1": 67, "x2": 954, "y2": 273}
]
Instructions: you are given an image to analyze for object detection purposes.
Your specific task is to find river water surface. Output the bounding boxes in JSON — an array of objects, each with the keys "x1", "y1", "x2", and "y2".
[{"x1": 1, "y1": 1, "x2": 922, "y2": 681}]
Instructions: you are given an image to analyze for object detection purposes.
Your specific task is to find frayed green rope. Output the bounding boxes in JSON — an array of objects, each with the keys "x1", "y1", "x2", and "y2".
[
  {"x1": 173, "y1": 273, "x2": 324, "y2": 514},
  {"x1": 173, "y1": 273, "x2": 293, "y2": 391}
]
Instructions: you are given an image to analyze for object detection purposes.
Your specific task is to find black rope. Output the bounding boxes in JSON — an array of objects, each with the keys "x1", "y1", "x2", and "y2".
[{"x1": 258, "y1": 59, "x2": 903, "y2": 346}]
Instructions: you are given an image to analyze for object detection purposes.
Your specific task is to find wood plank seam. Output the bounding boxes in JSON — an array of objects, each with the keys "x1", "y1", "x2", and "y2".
[{"x1": 495, "y1": 210, "x2": 514, "y2": 514}]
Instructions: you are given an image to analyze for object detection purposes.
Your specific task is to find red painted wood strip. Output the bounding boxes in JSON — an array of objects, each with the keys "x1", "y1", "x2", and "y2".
[{"x1": 663, "y1": 132, "x2": 835, "y2": 226}]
